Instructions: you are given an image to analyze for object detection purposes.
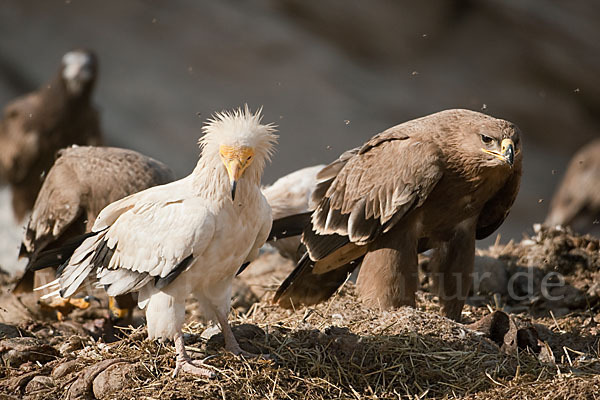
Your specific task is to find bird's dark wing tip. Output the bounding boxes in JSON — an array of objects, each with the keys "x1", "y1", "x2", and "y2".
[
  {"x1": 28, "y1": 230, "x2": 102, "y2": 272},
  {"x1": 236, "y1": 261, "x2": 251, "y2": 276},
  {"x1": 154, "y1": 254, "x2": 194, "y2": 290},
  {"x1": 273, "y1": 252, "x2": 312, "y2": 303},
  {"x1": 18, "y1": 242, "x2": 29, "y2": 260},
  {"x1": 268, "y1": 212, "x2": 312, "y2": 242}
]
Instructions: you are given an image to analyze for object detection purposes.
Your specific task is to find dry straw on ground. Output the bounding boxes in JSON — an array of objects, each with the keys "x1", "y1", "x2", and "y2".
[{"x1": 1, "y1": 226, "x2": 599, "y2": 399}]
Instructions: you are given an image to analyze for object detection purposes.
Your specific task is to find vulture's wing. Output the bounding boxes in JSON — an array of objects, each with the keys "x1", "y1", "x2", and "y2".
[
  {"x1": 476, "y1": 159, "x2": 523, "y2": 239},
  {"x1": 306, "y1": 129, "x2": 443, "y2": 259},
  {"x1": 273, "y1": 252, "x2": 358, "y2": 308},
  {"x1": 59, "y1": 184, "x2": 216, "y2": 298},
  {"x1": 257, "y1": 165, "x2": 324, "y2": 264}
]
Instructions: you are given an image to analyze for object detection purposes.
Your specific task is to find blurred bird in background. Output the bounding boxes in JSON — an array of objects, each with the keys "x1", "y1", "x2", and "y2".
[
  {"x1": 0, "y1": 49, "x2": 102, "y2": 222},
  {"x1": 545, "y1": 139, "x2": 600, "y2": 235}
]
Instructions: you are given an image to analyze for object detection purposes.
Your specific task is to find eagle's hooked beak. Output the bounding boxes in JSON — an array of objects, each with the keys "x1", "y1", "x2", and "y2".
[
  {"x1": 220, "y1": 145, "x2": 255, "y2": 201},
  {"x1": 501, "y1": 138, "x2": 515, "y2": 166},
  {"x1": 482, "y1": 138, "x2": 515, "y2": 167}
]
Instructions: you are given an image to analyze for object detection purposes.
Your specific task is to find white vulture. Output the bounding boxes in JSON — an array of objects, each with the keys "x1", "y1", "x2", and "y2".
[{"x1": 39, "y1": 107, "x2": 277, "y2": 377}]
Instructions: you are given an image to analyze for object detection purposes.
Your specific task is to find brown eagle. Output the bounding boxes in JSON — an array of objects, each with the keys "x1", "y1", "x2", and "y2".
[
  {"x1": 545, "y1": 139, "x2": 600, "y2": 233},
  {"x1": 273, "y1": 109, "x2": 522, "y2": 321},
  {"x1": 0, "y1": 49, "x2": 102, "y2": 221}
]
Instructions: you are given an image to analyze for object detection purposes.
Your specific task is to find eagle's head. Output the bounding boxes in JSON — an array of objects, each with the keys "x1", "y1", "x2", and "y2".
[{"x1": 61, "y1": 49, "x2": 98, "y2": 97}]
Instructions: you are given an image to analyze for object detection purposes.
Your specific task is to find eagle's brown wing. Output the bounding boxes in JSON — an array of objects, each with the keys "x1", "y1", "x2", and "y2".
[
  {"x1": 476, "y1": 149, "x2": 523, "y2": 240},
  {"x1": 274, "y1": 128, "x2": 443, "y2": 305},
  {"x1": 304, "y1": 127, "x2": 443, "y2": 260}
]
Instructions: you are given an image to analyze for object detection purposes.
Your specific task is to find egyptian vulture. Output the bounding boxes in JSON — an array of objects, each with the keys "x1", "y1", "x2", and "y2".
[
  {"x1": 39, "y1": 107, "x2": 277, "y2": 377},
  {"x1": 273, "y1": 109, "x2": 522, "y2": 321},
  {"x1": 545, "y1": 139, "x2": 600, "y2": 233},
  {"x1": 0, "y1": 49, "x2": 102, "y2": 222},
  {"x1": 14, "y1": 145, "x2": 175, "y2": 321}
]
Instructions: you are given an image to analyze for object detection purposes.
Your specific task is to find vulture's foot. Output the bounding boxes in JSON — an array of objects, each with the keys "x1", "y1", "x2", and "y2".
[
  {"x1": 172, "y1": 357, "x2": 216, "y2": 378},
  {"x1": 172, "y1": 331, "x2": 216, "y2": 378}
]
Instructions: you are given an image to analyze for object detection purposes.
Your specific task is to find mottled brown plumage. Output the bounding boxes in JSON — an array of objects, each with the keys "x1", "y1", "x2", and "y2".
[
  {"x1": 0, "y1": 50, "x2": 102, "y2": 222},
  {"x1": 14, "y1": 145, "x2": 175, "y2": 294},
  {"x1": 545, "y1": 139, "x2": 600, "y2": 233},
  {"x1": 274, "y1": 109, "x2": 522, "y2": 320}
]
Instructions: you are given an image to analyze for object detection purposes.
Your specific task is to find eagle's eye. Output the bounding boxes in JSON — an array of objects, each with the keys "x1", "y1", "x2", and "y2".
[{"x1": 480, "y1": 134, "x2": 494, "y2": 145}]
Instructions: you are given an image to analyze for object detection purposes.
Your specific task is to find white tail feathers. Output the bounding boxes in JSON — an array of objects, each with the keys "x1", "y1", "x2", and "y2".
[
  {"x1": 35, "y1": 278, "x2": 61, "y2": 294},
  {"x1": 39, "y1": 289, "x2": 62, "y2": 300}
]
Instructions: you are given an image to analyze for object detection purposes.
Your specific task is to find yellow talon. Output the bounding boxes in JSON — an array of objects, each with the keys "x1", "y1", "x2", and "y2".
[
  {"x1": 38, "y1": 295, "x2": 99, "y2": 320},
  {"x1": 108, "y1": 296, "x2": 130, "y2": 320}
]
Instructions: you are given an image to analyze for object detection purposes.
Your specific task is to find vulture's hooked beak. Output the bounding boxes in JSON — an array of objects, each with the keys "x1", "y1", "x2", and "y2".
[
  {"x1": 482, "y1": 138, "x2": 515, "y2": 167},
  {"x1": 231, "y1": 179, "x2": 237, "y2": 201},
  {"x1": 226, "y1": 158, "x2": 245, "y2": 201},
  {"x1": 220, "y1": 145, "x2": 255, "y2": 201}
]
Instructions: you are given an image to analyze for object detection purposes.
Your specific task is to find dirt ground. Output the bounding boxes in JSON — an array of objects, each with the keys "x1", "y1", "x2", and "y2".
[{"x1": 0, "y1": 225, "x2": 599, "y2": 399}]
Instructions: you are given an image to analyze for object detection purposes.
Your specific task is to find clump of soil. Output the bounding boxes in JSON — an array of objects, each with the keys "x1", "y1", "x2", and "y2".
[{"x1": 1, "y1": 226, "x2": 598, "y2": 399}]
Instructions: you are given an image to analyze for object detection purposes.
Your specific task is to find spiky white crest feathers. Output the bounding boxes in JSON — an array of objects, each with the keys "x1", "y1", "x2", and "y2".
[{"x1": 199, "y1": 105, "x2": 278, "y2": 163}]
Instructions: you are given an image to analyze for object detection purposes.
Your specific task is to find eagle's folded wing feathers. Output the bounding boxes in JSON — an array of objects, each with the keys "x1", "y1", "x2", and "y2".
[{"x1": 311, "y1": 137, "x2": 443, "y2": 245}]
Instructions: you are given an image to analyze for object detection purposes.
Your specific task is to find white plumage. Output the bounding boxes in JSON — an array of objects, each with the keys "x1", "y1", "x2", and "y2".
[
  {"x1": 262, "y1": 165, "x2": 324, "y2": 261},
  {"x1": 40, "y1": 106, "x2": 277, "y2": 377}
]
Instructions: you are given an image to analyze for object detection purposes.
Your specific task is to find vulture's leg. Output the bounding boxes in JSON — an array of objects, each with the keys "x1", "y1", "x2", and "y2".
[
  {"x1": 172, "y1": 331, "x2": 215, "y2": 378},
  {"x1": 214, "y1": 308, "x2": 260, "y2": 358},
  {"x1": 356, "y1": 221, "x2": 418, "y2": 309},
  {"x1": 429, "y1": 218, "x2": 476, "y2": 321}
]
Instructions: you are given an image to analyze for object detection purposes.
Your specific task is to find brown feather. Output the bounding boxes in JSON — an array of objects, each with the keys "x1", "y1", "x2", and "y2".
[
  {"x1": 545, "y1": 139, "x2": 600, "y2": 232},
  {"x1": 276, "y1": 109, "x2": 523, "y2": 320},
  {"x1": 0, "y1": 50, "x2": 102, "y2": 222}
]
